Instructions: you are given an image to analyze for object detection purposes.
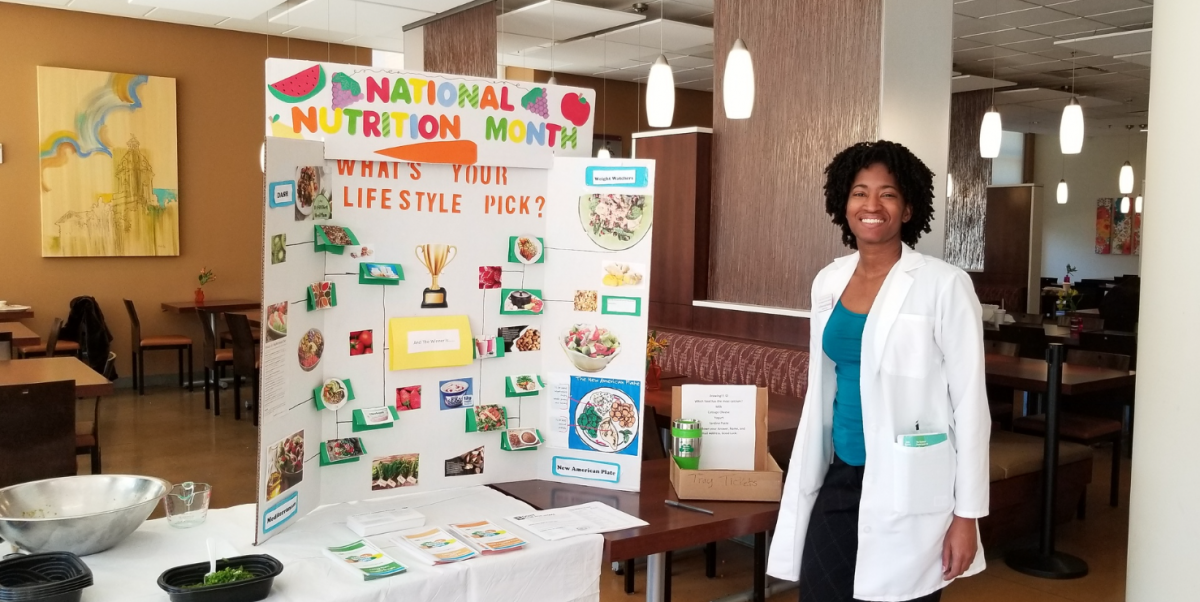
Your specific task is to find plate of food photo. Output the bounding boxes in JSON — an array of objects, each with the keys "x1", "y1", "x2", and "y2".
[
  {"x1": 513, "y1": 235, "x2": 543, "y2": 264},
  {"x1": 574, "y1": 388, "x2": 638, "y2": 453},
  {"x1": 578, "y1": 194, "x2": 653, "y2": 251}
]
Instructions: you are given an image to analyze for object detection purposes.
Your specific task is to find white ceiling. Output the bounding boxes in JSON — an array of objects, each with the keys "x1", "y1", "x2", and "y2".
[
  {"x1": 951, "y1": 0, "x2": 1154, "y2": 135},
  {"x1": 2, "y1": 0, "x2": 1156, "y2": 126}
]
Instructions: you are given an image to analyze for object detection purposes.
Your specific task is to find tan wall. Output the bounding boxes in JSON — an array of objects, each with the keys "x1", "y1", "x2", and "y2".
[
  {"x1": 0, "y1": 2, "x2": 368, "y2": 379},
  {"x1": 505, "y1": 67, "x2": 714, "y2": 157}
]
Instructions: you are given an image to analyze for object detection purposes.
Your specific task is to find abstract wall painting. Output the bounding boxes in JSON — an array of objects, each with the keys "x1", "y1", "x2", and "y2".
[
  {"x1": 38, "y1": 66, "x2": 179, "y2": 257},
  {"x1": 1095, "y1": 198, "x2": 1141, "y2": 255}
]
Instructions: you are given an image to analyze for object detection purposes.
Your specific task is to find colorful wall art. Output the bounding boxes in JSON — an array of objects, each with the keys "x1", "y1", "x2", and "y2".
[
  {"x1": 37, "y1": 66, "x2": 179, "y2": 257},
  {"x1": 1095, "y1": 198, "x2": 1141, "y2": 255},
  {"x1": 255, "y1": 58, "x2": 654, "y2": 545}
]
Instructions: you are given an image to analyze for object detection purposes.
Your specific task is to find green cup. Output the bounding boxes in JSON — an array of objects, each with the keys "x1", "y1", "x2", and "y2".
[{"x1": 671, "y1": 419, "x2": 702, "y2": 470}]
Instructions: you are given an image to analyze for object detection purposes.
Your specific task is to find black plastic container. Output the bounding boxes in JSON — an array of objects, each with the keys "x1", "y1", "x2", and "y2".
[
  {"x1": 0, "y1": 552, "x2": 92, "y2": 602},
  {"x1": 157, "y1": 554, "x2": 283, "y2": 602}
]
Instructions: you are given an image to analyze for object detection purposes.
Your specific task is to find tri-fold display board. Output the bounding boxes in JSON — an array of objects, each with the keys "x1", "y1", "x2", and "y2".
[{"x1": 256, "y1": 59, "x2": 655, "y2": 544}]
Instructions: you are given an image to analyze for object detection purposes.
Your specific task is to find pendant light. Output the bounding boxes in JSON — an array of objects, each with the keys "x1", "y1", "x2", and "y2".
[
  {"x1": 645, "y1": 2, "x2": 674, "y2": 127},
  {"x1": 1118, "y1": 124, "x2": 1135, "y2": 194},
  {"x1": 1060, "y1": 52, "x2": 1084, "y2": 154},
  {"x1": 722, "y1": 2, "x2": 754, "y2": 119},
  {"x1": 596, "y1": 146, "x2": 611, "y2": 158},
  {"x1": 595, "y1": 23, "x2": 609, "y2": 159},
  {"x1": 980, "y1": 108, "x2": 1002, "y2": 158},
  {"x1": 1119, "y1": 195, "x2": 1131, "y2": 214},
  {"x1": 947, "y1": 173, "x2": 954, "y2": 199},
  {"x1": 980, "y1": 18, "x2": 1002, "y2": 159},
  {"x1": 1135, "y1": 194, "x2": 1143, "y2": 213},
  {"x1": 1057, "y1": 180, "x2": 1069, "y2": 204}
]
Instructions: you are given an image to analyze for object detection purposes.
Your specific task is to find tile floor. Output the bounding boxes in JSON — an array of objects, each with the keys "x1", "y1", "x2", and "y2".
[{"x1": 85, "y1": 384, "x2": 1130, "y2": 601}]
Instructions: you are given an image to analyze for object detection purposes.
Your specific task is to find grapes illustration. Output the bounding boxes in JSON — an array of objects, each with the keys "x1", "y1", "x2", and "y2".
[
  {"x1": 331, "y1": 72, "x2": 364, "y2": 110},
  {"x1": 521, "y1": 87, "x2": 549, "y2": 119}
]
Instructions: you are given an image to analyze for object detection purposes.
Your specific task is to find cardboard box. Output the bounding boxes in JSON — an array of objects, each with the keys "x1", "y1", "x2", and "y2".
[{"x1": 668, "y1": 386, "x2": 783, "y2": 502}]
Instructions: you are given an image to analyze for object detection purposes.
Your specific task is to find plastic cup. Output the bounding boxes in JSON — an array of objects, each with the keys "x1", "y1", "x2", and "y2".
[{"x1": 164, "y1": 481, "x2": 212, "y2": 528}]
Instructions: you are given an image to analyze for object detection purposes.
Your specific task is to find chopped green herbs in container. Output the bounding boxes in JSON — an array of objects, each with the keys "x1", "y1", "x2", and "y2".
[{"x1": 186, "y1": 566, "x2": 256, "y2": 588}]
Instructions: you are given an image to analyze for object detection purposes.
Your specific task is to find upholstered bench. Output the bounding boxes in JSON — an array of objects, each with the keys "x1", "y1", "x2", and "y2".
[{"x1": 656, "y1": 329, "x2": 809, "y2": 399}]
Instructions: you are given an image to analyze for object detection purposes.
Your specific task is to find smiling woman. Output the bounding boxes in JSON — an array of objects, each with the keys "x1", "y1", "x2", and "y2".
[{"x1": 768, "y1": 141, "x2": 991, "y2": 602}]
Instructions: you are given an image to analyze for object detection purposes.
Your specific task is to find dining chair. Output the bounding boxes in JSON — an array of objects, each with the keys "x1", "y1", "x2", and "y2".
[
  {"x1": 16, "y1": 317, "x2": 80, "y2": 358},
  {"x1": 0, "y1": 332, "x2": 10, "y2": 360},
  {"x1": 983, "y1": 340, "x2": 1018, "y2": 430},
  {"x1": 0, "y1": 380, "x2": 76, "y2": 488},
  {"x1": 196, "y1": 309, "x2": 233, "y2": 416},
  {"x1": 123, "y1": 299, "x2": 193, "y2": 395},
  {"x1": 225, "y1": 312, "x2": 260, "y2": 425},
  {"x1": 77, "y1": 352, "x2": 116, "y2": 474},
  {"x1": 1013, "y1": 350, "x2": 1129, "y2": 511},
  {"x1": 220, "y1": 321, "x2": 261, "y2": 348}
]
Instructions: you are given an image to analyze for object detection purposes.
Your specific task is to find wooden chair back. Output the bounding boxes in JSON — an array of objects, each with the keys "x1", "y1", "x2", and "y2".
[
  {"x1": 0, "y1": 332, "x2": 10, "y2": 360},
  {"x1": 122, "y1": 299, "x2": 142, "y2": 350},
  {"x1": 642, "y1": 410, "x2": 666, "y2": 461},
  {"x1": 0, "y1": 381, "x2": 76, "y2": 488},
  {"x1": 999, "y1": 323, "x2": 1047, "y2": 359},
  {"x1": 225, "y1": 313, "x2": 258, "y2": 377},
  {"x1": 196, "y1": 309, "x2": 220, "y2": 369},
  {"x1": 1067, "y1": 349, "x2": 1131, "y2": 371},
  {"x1": 1010, "y1": 312, "x2": 1043, "y2": 325},
  {"x1": 44, "y1": 317, "x2": 64, "y2": 356},
  {"x1": 1080, "y1": 331, "x2": 1138, "y2": 369},
  {"x1": 983, "y1": 340, "x2": 1018, "y2": 357}
]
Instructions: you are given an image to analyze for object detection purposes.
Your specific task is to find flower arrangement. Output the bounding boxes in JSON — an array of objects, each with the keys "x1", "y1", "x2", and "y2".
[
  {"x1": 1056, "y1": 287, "x2": 1080, "y2": 312},
  {"x1": 1064, "y1": 264, "x2": 1078, "y2": 284},
  {"x1": 198, "y1": 267, "x2": 216, "y2": 287},
  {"x1": 646, "y1": 330, "x2": 669, "y2": 370}
]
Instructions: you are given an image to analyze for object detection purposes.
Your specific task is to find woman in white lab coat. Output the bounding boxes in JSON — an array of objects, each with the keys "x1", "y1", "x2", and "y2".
[{"x1": 766, "y1": 141, "x2": 990, "y2": 601}]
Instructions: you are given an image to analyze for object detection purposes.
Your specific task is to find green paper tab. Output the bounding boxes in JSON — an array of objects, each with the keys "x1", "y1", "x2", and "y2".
[
  {"x1": 504, "y1": 375, "x2": 545, "y2": 397},
  {"x1": 352, "y1": 407, "x2": 400, "y2": 432},
  {"x1": 499, "y1": 289, "x2": 544, "y2": 315},
  {"x1": 601, "y1": 295, "x2": 642, "y2": 316},
  {"x1": 507, "y1": 236, "x2": 545, "y2": 264},
  {"x1": 314, "y1": 225, "x2": 360, "y2": 254},
  {"x1": 359, "y1": 262, "x2": 404, "y2": 285},
  {"x1": 313, "y1": 379, "x2": 355, "y2": 410}
]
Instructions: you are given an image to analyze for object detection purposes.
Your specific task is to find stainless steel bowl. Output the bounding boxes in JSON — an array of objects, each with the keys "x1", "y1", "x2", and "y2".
[{"x1": 0, "y1": 475, "x2": 169, "y2": 556}]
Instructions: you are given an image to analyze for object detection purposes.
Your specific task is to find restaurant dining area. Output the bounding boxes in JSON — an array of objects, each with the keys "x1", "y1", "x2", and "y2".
[{"x1": 0, "y1": 0, "x2": 1194, "y2": 601}]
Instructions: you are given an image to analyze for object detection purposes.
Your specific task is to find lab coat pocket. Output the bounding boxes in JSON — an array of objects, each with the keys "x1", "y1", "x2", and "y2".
[
  {"x1": 882, "y1": 314, "x2": 933, "y2": 378},
  {"x1": 893, "y1": 442, "x2": 954, "y2": 515}
]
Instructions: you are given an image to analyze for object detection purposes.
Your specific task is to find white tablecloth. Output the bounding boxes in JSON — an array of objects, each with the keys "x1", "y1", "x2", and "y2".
[{"x1": 79, "y1": 486, "x2": 602, "y2": 602}]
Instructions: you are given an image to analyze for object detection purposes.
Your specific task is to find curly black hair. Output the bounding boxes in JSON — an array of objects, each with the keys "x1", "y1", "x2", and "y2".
[{"x1": 823, "y1": 140, "x2": 935, "y2": 250}]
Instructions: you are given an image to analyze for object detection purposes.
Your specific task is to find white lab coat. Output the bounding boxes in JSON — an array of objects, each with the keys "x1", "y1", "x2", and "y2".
[{"x1": 767, "y1": 245, "x2": 991, "y2": 601}]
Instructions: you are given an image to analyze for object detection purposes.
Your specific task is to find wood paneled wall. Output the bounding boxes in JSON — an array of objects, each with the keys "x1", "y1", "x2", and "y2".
[
  {"x1": 424, "y1": 1, "x2": 497, "y2": 78},
  {"x1": 946, "y1": 90, "x2": 992, "y2": 271},
  {"x1": 709, "y1": 0, "x2": 882, "y2": 311},
  {"x1": 970, "y1": 185, "x2": 1037, "y2": 312}
]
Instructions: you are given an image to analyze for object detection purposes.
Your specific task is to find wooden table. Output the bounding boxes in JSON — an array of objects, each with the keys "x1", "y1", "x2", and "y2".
[
  {"x1": 160, "y1": 299, "x2": 261, "y2": 314},
  {"x1": 984, "y1": 353, "x2": 1135, "y2": 395},
  {"x1": 0, "y1": 357, "x2": 114, "y2": 398},
  {"x1": 0, "y1": 323, "x2": 41, "y2": 347},
  {"x1": 0, "y1": 309, "x2": 34, "y2": 323},
  {"x1": 492, "y1": 458, "x2": 779, "y2": 602}
]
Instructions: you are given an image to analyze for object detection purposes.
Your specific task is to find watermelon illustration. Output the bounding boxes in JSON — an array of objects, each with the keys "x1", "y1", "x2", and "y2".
[{"x1": 269, "y1": 64, "x2": 326, "y2": 103}]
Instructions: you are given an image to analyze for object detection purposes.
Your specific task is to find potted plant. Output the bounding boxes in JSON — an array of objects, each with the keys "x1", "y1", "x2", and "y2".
[
  {"x1": 1056, "y1": 287, "x2": 1081, "y2": 328},
  {"x1": 196, "y1": 267, "x2": 216, "y2": 305},
  {"x1": 646, "y1": 330, "x2": 670, "y2": 391}
]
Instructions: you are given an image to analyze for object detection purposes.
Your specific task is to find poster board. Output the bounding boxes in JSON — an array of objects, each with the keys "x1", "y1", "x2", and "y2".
[{"x1": 256, "y1": 59, "x2": 652, "y2": 545}]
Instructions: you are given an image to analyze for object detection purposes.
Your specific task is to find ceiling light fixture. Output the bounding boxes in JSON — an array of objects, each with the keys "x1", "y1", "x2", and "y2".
[
  {"x1": 1120, "y1": 195, "x2": 1130, "y2": 214},
  {"x1": 947, "y1": 173, "x2": 954, "y2": 200},
  {"x1": 1118, "y1": 125, "x2": 1135, "y2": 194},
  {"x1": 1057, "y1": 180, "x2": 1069, "y2": 205},
  {"x1": 980, "y1": 0, "x2": 1002, "y2": 159},
  {"x1": 722, "y1": 1, "x2": 753, "y2": 119},
  {"x1": 1135, "y1": 194, "x2": 1143, "y2": 213},
  {"x1": 645, "y1": 2, "x2": 675, "y2": 127},
  {"x1": 1060, "y1": 52, "x2": 1083, "y2": 155},
  {"x1": 597, "y1": 146, "x2": 611, "y2": 158},
  {"x1": 268, "y1": 0, "x2": 319, "y2": 22},
  {"x1": 547, "y1": 0, "x2": 557, "y2": 85}
]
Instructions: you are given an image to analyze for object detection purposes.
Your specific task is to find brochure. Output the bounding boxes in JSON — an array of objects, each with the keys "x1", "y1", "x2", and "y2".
[
  {"x1": 504, "y1": 502, "x2": 647, "y2": 541},
  {"x1": 448, "y1": 520, "x2": 528, "y2": 554},
  {"x1": 322, "y1": 540, "x2": 407, "y2": 581},
  {"x1": 391, "y1": 526, "x2": 479, "y2": 564}
]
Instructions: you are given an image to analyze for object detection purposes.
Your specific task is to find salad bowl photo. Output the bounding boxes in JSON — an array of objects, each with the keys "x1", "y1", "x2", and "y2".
[{"x1": 560, "y1": 324, "x2": 621, "y2": 373}]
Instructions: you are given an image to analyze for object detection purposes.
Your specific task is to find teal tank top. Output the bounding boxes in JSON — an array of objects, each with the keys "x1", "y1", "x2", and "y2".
[{"x1": 824, "y1": 300, "x2": 868, "y2": 466}]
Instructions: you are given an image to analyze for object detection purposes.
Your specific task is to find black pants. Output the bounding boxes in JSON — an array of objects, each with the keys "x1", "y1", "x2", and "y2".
[{"x1": 798, "y1": 456, "x2": 943, "y2": 602}]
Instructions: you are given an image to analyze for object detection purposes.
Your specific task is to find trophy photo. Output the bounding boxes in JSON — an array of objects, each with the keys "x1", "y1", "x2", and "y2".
[{"x1": 415, "y1": 244, "x2": 457, "y2": 308}]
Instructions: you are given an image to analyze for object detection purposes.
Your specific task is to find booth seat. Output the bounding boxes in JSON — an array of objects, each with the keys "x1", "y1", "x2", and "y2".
[
  {"x1": 974, "y1": 284, "x2": 1027, "y2": 313},
  {"x1": 652, "y1": 328, "x2": 1093, "y2": 548}
]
